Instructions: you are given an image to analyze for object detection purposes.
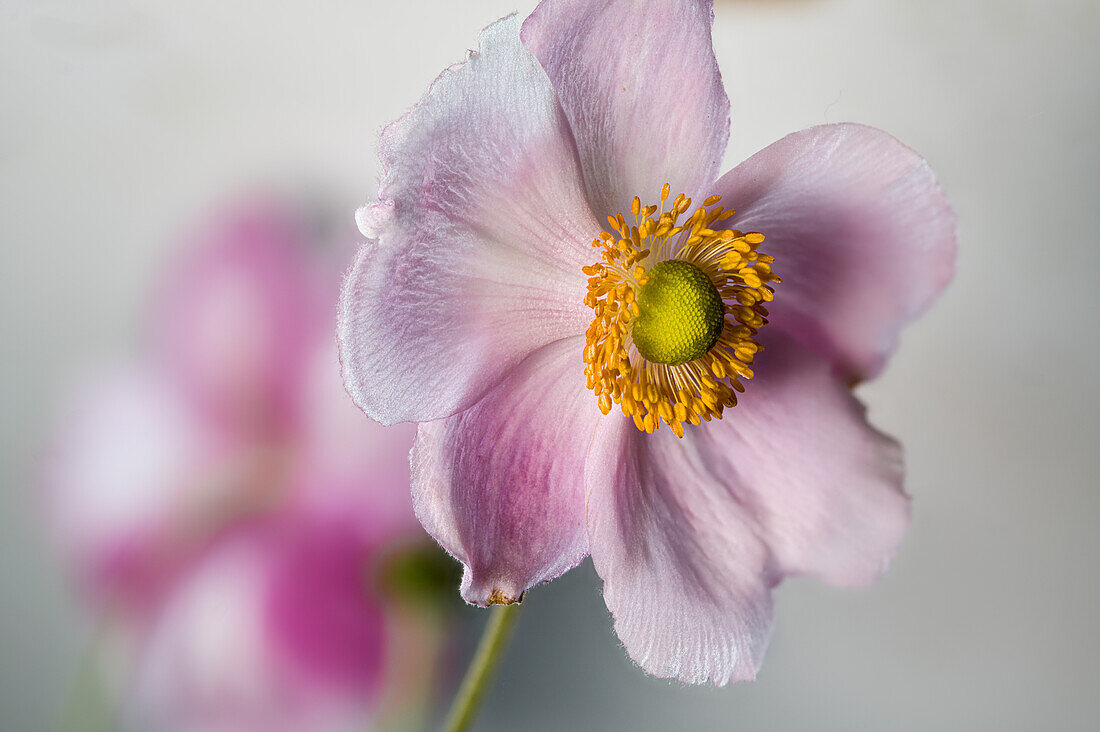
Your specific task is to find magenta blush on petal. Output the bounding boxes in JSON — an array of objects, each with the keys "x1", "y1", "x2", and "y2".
[
  {"x1": 411, "y1": 336, "x2": 595, "y2": 606},
  {"x1": 263, "y1": 516, "x2": 388, "y2": 696}
]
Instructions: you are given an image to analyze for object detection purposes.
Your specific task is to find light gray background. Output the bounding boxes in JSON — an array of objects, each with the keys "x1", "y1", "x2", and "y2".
[{"x1": 2, "y1": 0, "x2": 1098, "y2": 729}]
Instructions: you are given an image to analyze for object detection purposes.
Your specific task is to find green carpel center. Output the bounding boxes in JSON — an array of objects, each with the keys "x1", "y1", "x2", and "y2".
[{"x1": 631, "y1": 260, "x2": 725, "y2": 366}]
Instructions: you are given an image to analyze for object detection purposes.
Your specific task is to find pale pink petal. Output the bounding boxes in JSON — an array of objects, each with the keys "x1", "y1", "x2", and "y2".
[
  {"x1": 410, "y1": 336, "x2": 596, "y2": 605},
  {"x1": 713, "y1": 123, "x2": 957, "y2": 380},
  {"x1": 585, "y1": 329, "x2": 910, "y2": 684},
  {"x1": 155, "y1": 197, "x2": 327, "y2": 435},
  {"x1": 339, "y1": 16, "x2": 598, "y2": 426},
  {"x1": 521, "y1": 0, "x2": 729, "y2": 219},
  {"x1": 690, "y1": 331, "x2": 908, "y2": 587},
  {"x1": 585, "y1": 415, "x2": 775, "y2": 685}
]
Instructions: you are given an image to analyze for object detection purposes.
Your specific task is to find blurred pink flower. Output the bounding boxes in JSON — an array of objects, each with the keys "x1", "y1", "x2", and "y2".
[
  {"x1": 124, "y1": 511, "x2": 438, "y2": 732},
  {"x1": 338, "y1": 2, "x2": 956, "y2": 686},
  {"x1": 44, "y1": 195, "x2": 438, "y2": 727}
]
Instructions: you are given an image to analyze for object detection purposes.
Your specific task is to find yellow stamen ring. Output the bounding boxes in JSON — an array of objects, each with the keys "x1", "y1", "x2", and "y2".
[{"x1": 582, "y1": 186, "x2": 781, "y2": 438}]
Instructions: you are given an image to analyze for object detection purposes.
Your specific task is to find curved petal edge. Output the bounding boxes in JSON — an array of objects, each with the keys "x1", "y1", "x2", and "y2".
[
  {"x1": 410, "y1": 336, "x2": 597, "y2": 606},
  {"x1": 714, "y1": 123, "x2": 957, "y2": 381}
]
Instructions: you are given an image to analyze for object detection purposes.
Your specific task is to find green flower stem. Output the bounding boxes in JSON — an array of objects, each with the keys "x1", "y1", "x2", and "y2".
[
  {"x1": 54, "y1": 620, "x2": 113, "y2": 732},
  {"x1": 440, "y1": 603, "x2": 521, "y2": 732}
]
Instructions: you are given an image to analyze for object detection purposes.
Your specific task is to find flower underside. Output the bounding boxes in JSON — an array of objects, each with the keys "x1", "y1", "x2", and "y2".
[{"x1": 583, "y1": 185, "x2": 781, "y2": 437}]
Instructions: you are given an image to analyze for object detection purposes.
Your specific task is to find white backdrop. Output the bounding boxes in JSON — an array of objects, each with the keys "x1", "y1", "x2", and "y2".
[{"x1": 2, "y1": 1, "x2": 1098, "y2": 729}]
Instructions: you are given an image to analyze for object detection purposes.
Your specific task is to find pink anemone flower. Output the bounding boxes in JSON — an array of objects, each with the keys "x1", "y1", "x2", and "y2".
[
  {"x1": 338, "y1": 2, "x2": 956, "y2": 685},
  {"x1": 44, "y1": 196, "x2": 440, "y2": 725}
]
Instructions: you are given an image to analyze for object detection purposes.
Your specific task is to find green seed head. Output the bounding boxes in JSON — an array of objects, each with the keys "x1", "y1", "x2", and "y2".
[{"x1": 631, "y1": 260, "x2": 725, "y2": 366}]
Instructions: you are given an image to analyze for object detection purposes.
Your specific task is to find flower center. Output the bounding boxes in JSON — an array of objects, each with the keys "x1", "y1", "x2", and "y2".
[
  {"x1": 632, "y1": 260, "x2": 725, "y2": 366},
  {"x1": 582, "y1": 185, "x2": 781, "y2": 437}
]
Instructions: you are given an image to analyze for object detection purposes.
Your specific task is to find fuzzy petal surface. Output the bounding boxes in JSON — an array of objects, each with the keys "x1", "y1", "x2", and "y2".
[
  {"x1": 522, "y1": 0, "x2": 729, "y2": 219},
  {"x1": 339, "y1": 15, "x2": 598, "y2": 426},
  {"x1": 585, "y1": 416, "x2": 776, "y2": 686},
  {"x1": 714, "y1": 123, "x2": 957, "y2": 380},
  {"x1": 411, "y1": 336, "x2": 596, "y2": 606}
]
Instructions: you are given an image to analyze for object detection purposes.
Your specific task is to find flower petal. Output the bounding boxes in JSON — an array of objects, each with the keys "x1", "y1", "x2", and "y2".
[
  {"x1": 522, "y1": 0, "x2": 729, "y2": 218},
  {"x1": 694, "y1": 331, "x2": 908, "y2": 587},
  {"x1": 339, "y1": 15, "x2": 598, "y2": 425},
  {"x1": 714, "y1": 123, "x2": 957, "y2": 380},
  {"x1": 586, "y1": 412, "x2": 775, "y2": 685},
  {"x1": 410, "y1": 336, "x2": 596, "y2": 606},
  {"x1": 586, "y1": 330, "x2": 909, "y2": 685}
]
